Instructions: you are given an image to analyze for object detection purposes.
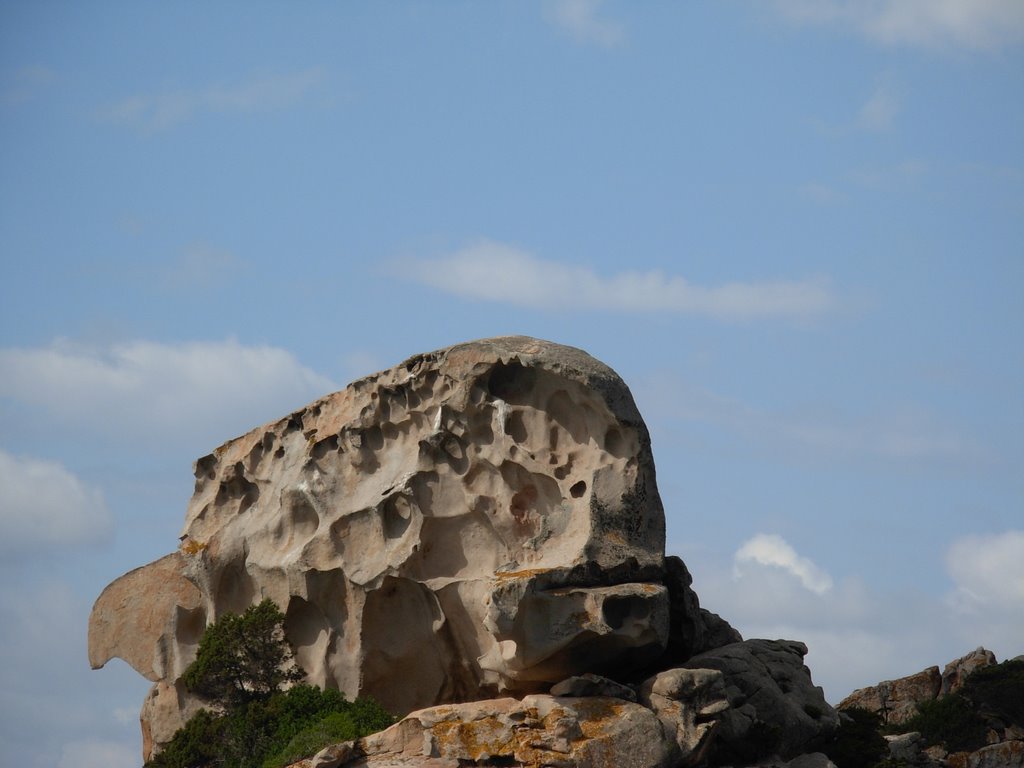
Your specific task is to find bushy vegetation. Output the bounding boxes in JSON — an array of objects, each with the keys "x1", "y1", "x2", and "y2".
[
  {"x1": 145, "y1": 600, "x2": 394, "y2": 768},
  {"x1": 961, "y1": 658, "x2": 1024, "y2": 726},
  {"x1": 816, "y1": 658, "x2": 1024, "y2": 768},
  {"x1": 815, "y1": 707, "x2": 888, "y2": 768},
  {"x1": 880, "y1": 658, "x2": 1024, "y2": 753},
  {"x1": 182, "y1": 599, "x2": 305, "y2": 708},
  {"x1": 886, "y1": 694, "x2": 986, "y2": 752}
]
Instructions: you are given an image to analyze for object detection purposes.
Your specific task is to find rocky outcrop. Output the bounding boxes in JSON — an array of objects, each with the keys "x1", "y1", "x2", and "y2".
[
  {"x1": 838, "y1": 664, "x2": 941, "y2": 725},
  {"x1": 941, "y1": 647, "x2": 996, "y2": 696},
  {"x1": 90, "y1": 336, "x2": 838, "y2": 765},
  {"x1": 836, "y1": 646, "x2": 1001, "y2": 725},
  {"x1": 838, "y1": 650, "x2": 1022, "y2": 768},
  {"x1": 683, "y1": 640, "x2": 839, "y2": 762}
]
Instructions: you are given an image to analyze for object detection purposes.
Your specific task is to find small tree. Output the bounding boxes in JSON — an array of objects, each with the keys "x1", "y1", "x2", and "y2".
[{"x1": 183, "y1": 599, "x2": 305, "y2": 708}]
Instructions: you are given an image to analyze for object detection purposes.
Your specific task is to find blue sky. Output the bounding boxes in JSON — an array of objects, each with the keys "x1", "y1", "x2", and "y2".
[{"x1": 1, "y1": 2, "x2": 1022, "y2": 766}]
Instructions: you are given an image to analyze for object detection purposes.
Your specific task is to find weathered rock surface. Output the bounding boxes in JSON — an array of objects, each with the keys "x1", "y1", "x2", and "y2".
[
  {"x1": 967, "y1": 740, "x2": 1024, "y2": 768},
  {"x1": 89, "y1": 336, "x2": 844, "y2": 766},
  {"x1": 941, "y1": 647, "x2": 997, "y2": 696},
  {"x1": 639, "y1": 667, "x2": 730, "y2": 765},
  {"x1": 683, "y1": 640, "x2": 840, "y2": 762},
  {"x1": 354, "y1": 695, "x2": 680, "y2": 768},
  {"x1": 90, "y1": 337, "x2": 688, "y2": 756},
  {"x1": 838, "y1": 664, "x2": 941, "y2": 725}
]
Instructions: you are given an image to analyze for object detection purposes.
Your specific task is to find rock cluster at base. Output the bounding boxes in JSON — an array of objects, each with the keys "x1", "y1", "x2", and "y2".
[
  {"x1": 838, "y1": 648, "x2": 1023, "y2": 768},
  {"x1": 89, "y1": 336, "x2": 842, "y2": 766},
  {"x1": 837, "y1": 647, "x2": 998, "y2": 727},
  {"x1": 287, "y1": 655, "x2": 835, "y2": 768}
]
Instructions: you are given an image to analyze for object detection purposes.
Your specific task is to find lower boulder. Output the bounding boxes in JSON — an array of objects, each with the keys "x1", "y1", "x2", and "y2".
[
  {"x1": 337, "y1": 695, "x2": 678, "y2": 768},
  {"x1": 682, "y1": 639, "x2": 839, "y2": 763}
]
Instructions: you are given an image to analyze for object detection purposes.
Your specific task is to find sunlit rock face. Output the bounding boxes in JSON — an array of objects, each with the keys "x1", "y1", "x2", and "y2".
[{"x1": 89, "y1": 337, "x2": 670, "y2": 755}]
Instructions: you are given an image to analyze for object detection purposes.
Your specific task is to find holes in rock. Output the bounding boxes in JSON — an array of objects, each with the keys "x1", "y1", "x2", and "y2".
[
  {"x1": 601, "y1": 595, "x2": 646, "y2": 631},
  {"x1": 174, "y1": 606, "x2": 206, "y2": 650},
  {"x1": 363, "y1": 425, "x2": 384, "y2": 451},
  {"x1": 486, "y1": 361, "x2": 537, "y2": 404},
  {"x1": 504, "y1": 410, "x2": 528, "y2": 444},
  {"x1": 604, "y1": 427, "x2": 625, "y2": 458},
  {"x1": 310, "y1": 435, "x2": 339, "y2": 461},
  {"x1": 214, "y1": 463, "x2": 260, "y2": 514},
  {"x1": 510, "y1": 485, "x2": 538, "y2": 524},
  {"x1": 194, "y1": 454, "x2": 217, "y2": 480},
  {"x1": 382, "y1": 495, "x2": 414, "y2": 540},
  {"x1": 554, "y1": 463, "x2": 571, "y2": 481},
  {"x1": 246, "y1": 443, "x2": 264, "y2": 472},
  {"x1": 546, "y1": 389, "x2": 587, "y2": 444},
  {"x1": 569, "y1": 480, "x2": 587, "y2": 498},
  {"x1": 274, "y1": 446, "x2": 285, "y2": 459},
  {"x1": 468, "y1": 419, "x2": 494, "y2": 446},
  {"x1": 288, "y1": 492, "x2": 320, "y2": 538}
]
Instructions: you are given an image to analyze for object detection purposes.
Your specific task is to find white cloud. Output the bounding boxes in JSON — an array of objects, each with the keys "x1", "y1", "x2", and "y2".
[
  {"x1": 404, "y1": 240, "x2": 837, "y2": 320},
  {"x1": 99, "y1": 67, "x2": 324, "y2": 131},
  {"x1": 857, "y1": 83, "x2": 900, "y2": 131},
  {"x1": 771, "y1": 0, "x2": 1024, "y2": 50},
  {"x1": 685, "y1": 528, "x2": 1024, "y2": 703},
  {"x1": 0, "y1": 450, "x2": 112, "y2": 554},
  {"x1": 947, "y1": 530, "x2": 1024, "y2": 608},
  {"x1": 58, "y1": 739, "x2": 137, "y2": 768},
  {"x1": 544, "y1": 0, "x2": 625, "y2": 47},
  {"x1": 0, "y1": 338, "x2": 336, "y2": 450},
  {"x1": 734, "y1": 533, "x2": 834, "y2": 594}
]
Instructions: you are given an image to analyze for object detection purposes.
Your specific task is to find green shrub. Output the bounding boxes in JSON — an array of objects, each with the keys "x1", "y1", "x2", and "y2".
[
  {"x1": 145, "y1": 709, "x2": 226, "y2": 768},
  {"x1": 960, "y1": 659, "x2": 1024, "y2": 727},
  {"x1": 183, "y1": 599, "x2": 304, "y2": 708},
  {"x1": 816, "y1": 707, "x2": 887, "y2": 768},
  {"x1": 144, "y1": 601, "x2": 394, "y2": 768},
  {"x1": 262, "y1": 711, "x2": 360, "y2": 768},
  {"x1": 890, "y1": 694, "x2": 986, "y2": 752}
]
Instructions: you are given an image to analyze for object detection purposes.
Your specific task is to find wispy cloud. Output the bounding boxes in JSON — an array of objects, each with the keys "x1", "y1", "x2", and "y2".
[
  {"x1": 771, "y1": 0, "x2": 1024, "y2": 50},
  {"x1": 799, "y1": 181, "x2": 842, "y2": 204},
  {"x1": 1, "y1": 66, "x2": 57, "y2": 106},
  {"x1": 638, "y1": 376, "x2": 986, "y2": 466},
  {"x1": 0, "y1": 450, "x2": 112, "y2": 554},
  {"x1": 734, "y1": 533, "x2": 834, "y2": 594},
  {"x1": 163, "y1": 243, "x2": 244, "y2": 289},
  {"x1": 403, "y1": 240, "x2": 837, "y2": 320},
  {"x1": 99, "y1": 67, "x2": 325, "y2": 131},
  {"x1": 857, "y1": 82, "x2": 900, "y2": 131},
  {"x1": 544, "y1": 0, "x2": 625, "y2": 47},
  {"x1": 0, "y1": 338, "x2": 335, "y2": 450}
]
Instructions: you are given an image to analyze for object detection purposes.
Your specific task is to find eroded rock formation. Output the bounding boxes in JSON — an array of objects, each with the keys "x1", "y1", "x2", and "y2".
[{"x1": 90, "y1": 336, "x2": 837, "y2": 766}]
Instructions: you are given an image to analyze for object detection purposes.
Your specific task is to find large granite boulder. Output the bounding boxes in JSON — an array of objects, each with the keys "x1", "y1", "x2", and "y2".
[
  {"x1": 89, "y1": 337, "x2": 680, "y2": 756},
  {"x1": 682, "y1": 640, "x2": 840, "y2": 762}
]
